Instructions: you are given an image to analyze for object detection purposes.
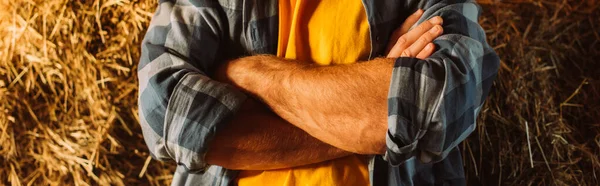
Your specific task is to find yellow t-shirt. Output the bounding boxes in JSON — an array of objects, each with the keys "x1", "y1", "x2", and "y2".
[
  {"x1": 236, "y1": 0, "x2": 372, "y2": 185},
  {"x1": 277, "y1": 0, "x2": 371, "y2": 65}
]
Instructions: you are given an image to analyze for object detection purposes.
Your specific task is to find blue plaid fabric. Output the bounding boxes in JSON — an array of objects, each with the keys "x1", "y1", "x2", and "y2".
[{"x1": 137, "y1": 0, "x2": 499, "y2": 185}]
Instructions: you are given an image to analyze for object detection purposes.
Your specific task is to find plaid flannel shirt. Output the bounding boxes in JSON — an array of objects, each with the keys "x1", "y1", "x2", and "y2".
[{"x1": 137, "y1": 0, "x2": 500, "y2": 185}]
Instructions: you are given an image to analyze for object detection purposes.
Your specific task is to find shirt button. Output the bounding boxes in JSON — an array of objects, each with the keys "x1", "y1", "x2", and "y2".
[{"x1": 376, "y1": 36, "x2": 380, "y2": 41}]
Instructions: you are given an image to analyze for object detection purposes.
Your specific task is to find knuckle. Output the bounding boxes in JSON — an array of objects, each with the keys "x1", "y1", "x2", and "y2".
[
  {"x1": 418, "y1": 38, "x2": 429, "y2": 45},
  {"x1": 396, "y1": 37, "x2": 407, "y2": 45},
  {"x1": 417, "y1": 22, "x2": 432, "y2": 31},
  {"x1": 421, "y1": 34, "x2": 433, "y2": 42},
  {"x1": 411, "y1": 23, "x2": 427, "y2": 32},
  {"x1": 414, "y1": 25, "x2": 427, "y2": 33},
  {"x1": 401, "y1": 50, "x2": 412, "y2": 57}
]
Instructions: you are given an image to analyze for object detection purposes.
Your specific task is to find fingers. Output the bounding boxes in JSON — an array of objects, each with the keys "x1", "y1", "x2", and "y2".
[
  {"x1": 387, "y1": 16, "x2": 443, "y2": 58},
  {"x1": 386, "y1": 9, "x2": 423, "y2": 53},
  {"x1": 399, "y1": 9, "x2": 424, "y2": 35},
  {"x1": 400, "y1": 25, "x2": 443, "y2": 58},
  {"x1": 415, "y1": 43, "x2": 436, "y2": 59}
]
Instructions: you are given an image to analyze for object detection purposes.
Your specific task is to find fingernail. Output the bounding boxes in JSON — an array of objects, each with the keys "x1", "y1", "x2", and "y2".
[
  {"x1": 414, "y1": 9, "x2": 423, "y2": 16},
  {"x1": 425, "y1": 44, "x2": 432, "y2": 51},
  {"x1": 430, "y1": 25, "x2": 440, "y2": 33},
  {"x1": 430, "y1": 16, "x2": 442, "y2": 24}
]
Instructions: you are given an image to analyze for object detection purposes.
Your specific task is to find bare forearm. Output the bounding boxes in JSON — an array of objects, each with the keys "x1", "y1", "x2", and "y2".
[
  {"x1": 206, "y1": 98, "x2": 350, "y2": 170},
  {"x1": 223, "y1": 55, "x2": 393, "y2": 154}
]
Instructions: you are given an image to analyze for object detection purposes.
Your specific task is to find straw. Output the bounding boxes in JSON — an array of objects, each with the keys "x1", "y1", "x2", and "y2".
[{"x1": 1, "y1": 0, "x2": 598, "y2": 185}]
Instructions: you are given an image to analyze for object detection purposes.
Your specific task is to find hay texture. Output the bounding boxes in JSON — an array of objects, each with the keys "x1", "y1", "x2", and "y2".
[
  {"x1": 0, "y1": 0, "x2": 173, "y2": 185},
  {"x1": 469, "y1": 0, "x2": 600, "y2": 185},
  {"x1": 0, "y1": 0, "x2": 598, "y2": 185}
]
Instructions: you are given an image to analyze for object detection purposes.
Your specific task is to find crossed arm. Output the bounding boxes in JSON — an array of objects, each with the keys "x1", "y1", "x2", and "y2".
[
  {"x1": 139, "y1": 0, "x2": 497, "y2": 172},
  {"x1": 219, "y1": 56, "x2": 393, "y2": 154},
  {"x1": 205, "y1": 98, "x2": 351, "y2": 170},
  {"x1": 206, "y1": 11, "x2": 445, "y2": 169}
]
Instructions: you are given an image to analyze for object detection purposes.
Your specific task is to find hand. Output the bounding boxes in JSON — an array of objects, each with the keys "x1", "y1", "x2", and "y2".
[{"x1": 386, "y1": 9, "x2": 444, "y2": 59}]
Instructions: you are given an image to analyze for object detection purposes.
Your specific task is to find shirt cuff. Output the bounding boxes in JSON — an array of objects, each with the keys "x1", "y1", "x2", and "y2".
[{"x1": 163, "y1": 73, "x2": 247, "y2": 171}]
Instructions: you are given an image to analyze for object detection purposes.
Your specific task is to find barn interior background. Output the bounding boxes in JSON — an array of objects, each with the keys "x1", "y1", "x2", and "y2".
[{"x1": 0, "y1": 0, "x2": 598, "y2": 185}]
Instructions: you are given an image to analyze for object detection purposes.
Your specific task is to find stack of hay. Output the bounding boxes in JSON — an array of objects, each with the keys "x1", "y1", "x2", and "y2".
[
  {"x1": 0, "y1": 0, "x2": 172, "y2": 185},
  {"x1": 0, "y1": 0, "x2": 598, "y2": 185},
  {"x1": 469, "y1": 0, "x2": 600, "y2": 185}
]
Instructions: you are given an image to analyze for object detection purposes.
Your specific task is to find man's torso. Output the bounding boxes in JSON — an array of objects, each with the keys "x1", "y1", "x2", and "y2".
[{"x1": 162, "y1": 0, "x2": 471, "y2": 185}]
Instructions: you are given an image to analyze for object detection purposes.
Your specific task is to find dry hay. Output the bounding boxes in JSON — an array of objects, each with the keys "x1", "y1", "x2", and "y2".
[
  {"x1": 467, "y1": 0, "x2": 600, "y2": 185},
  {"x1": 0, "y1": 0, "x2": 598, "y2": 185},
  {"x1": 0, "y1": 0, "x2": 173, "y2": 185}
]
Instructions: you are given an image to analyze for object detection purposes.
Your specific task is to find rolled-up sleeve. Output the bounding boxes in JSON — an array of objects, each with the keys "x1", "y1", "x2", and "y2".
[
  {"x1": 385, "y1": 0, "x2": 500, "y2": 165},
  {"x1": 137, "y1": 1, "x2": 246, "y2": 171}
]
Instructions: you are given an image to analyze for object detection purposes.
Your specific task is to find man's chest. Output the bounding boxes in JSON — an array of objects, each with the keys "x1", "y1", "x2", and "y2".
[{"x1": 215, "y1": 0, "x2": 413, "y2": 59}]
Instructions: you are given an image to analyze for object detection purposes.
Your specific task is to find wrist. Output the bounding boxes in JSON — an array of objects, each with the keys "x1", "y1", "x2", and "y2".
[
  {"x1": 225, "y1": 55, "x2": 301, "y2": 97},
  {"x1": 223, "y1": 60, "x2": 258, "y2": 99}
]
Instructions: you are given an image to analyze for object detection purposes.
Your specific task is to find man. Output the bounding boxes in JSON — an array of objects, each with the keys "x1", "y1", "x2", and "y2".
[{"x1": 137, "y1": 0, "x2": 499, "y2": 185}]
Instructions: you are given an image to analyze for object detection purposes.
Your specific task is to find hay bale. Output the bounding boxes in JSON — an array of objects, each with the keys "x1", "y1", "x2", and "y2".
[
  {"x1": 0, "y1": 0, "x2": 598, "y2": 185},
  {"x1": 0, "y1": 0, "x2": 173, "y2": 185},
  {"x1": 465, "y1": 0, "x2": 600, "y2": 185}
]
